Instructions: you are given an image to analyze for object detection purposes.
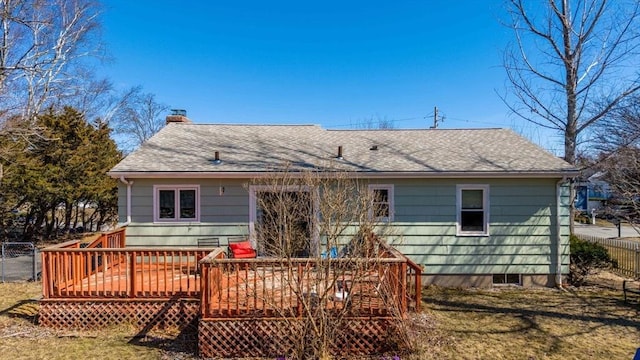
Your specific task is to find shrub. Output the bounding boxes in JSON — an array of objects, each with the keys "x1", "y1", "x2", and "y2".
[{"x1": 568, "y1": 235, "x2": 614, "y2": 286}]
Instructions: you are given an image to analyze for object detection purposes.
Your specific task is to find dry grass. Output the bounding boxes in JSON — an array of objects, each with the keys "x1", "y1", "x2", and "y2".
[
  {"x1": 2, "y1": 274, "x2": 640, "y2": 360},
  {"x1": 0, "y1": 282, "x2": 196, "y2": 360},
  {"x1": 411, "y1": 280, "x2": 640, "y2": 360}
]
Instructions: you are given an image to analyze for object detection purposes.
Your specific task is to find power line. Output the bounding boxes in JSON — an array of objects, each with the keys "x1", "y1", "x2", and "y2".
[
  {"x1": 328, "y1": 114, "x2": 510, "y2": 129},
  {"x1": 325, "y1": 110, "x2": 524, "y2": 129},
  {"x1": 444, "y1": 116, "x2": 509, "y2": 127}
]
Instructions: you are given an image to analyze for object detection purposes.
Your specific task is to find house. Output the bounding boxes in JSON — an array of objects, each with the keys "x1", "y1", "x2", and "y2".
[
  {"x1": 575, "y1": 171, "x2": 612, "y2": 215},
  {"x1": 108, "y1": 114, "x2": 577, "y2": 288}
]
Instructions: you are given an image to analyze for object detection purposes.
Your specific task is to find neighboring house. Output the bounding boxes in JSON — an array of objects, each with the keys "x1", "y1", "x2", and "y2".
[
  {"x1": 108, "y1": 114, "x2": 577, "y2": 288},
  {"x1": 575, "y1": 172, "x2": 612, "y2": 214}
]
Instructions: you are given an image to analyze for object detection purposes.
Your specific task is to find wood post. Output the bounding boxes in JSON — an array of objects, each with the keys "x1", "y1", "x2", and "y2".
[
  {"x1": 41, "y1": 252, "x2": 49, "y2": 298},
  {"x1": 201, "y1": 263, "x2": 208, "y2": 318},
  {"x1": 414, "y1": 266, "x2": 422, "y2": 312},
  {"x1": 400, "y1": 262, "x2": 407, "y2": 314},
  {"x1": 130, "y1": 251, "x2": 136, "y2": 298}
]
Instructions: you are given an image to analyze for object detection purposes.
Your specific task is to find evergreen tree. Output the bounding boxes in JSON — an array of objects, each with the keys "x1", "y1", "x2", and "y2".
[{"x1": 0, "y1": 107, "x2": 121, "y2": 241}]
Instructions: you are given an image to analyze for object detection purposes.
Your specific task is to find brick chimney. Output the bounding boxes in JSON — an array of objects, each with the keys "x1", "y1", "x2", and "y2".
[{"x1": 166, "y1": 109, "x2": 192, "y2": 124}]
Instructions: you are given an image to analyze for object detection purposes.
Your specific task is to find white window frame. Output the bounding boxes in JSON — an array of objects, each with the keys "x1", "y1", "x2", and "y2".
[
  {"x1": 153, "y1": 185, "x2": 200, "y2": 223},
  {"x1": 368, "y1": 184, "x2": 394, "y2": 222},
  {"x1": 456, "y1": 184, "x2": 489, "y2": 236},
  {"x1": 248, "y1": 185, "x2": 319, "y2": 249},
  {"x1": 493, "y1": 273, "x2": 521, "y2": 286}
]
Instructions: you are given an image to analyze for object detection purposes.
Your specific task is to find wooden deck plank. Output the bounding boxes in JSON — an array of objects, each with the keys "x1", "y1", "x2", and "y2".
[{"x1": 60, "y1": 262, "x2": 200, "y2": 297}]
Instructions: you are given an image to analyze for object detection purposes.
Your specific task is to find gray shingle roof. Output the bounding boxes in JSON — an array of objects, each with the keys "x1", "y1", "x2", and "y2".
[{"x1": 109, "y1": 124, "x2": 576, "y2": 176}]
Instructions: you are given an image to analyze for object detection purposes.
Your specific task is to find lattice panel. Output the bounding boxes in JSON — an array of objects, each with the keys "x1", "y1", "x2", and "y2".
[
  {"x1": 39, "y1": 299, "x2": 200, "y2": 331},
  {"x1": 199, "y1": 319, "x2": 303, "y2": 358},
  {"x1": 198, "y1": 318, "x2": 397, "y2": 358},
  {"x1": 334, "y1": 319, "x2": 396, "y2": 354}
]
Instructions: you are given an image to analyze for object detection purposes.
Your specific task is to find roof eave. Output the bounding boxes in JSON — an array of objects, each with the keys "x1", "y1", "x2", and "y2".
[{"x1": 108, "y1": 170, "x2": 579, "y2": 179}]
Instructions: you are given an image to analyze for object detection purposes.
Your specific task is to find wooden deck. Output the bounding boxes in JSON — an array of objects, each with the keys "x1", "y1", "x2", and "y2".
[
  {"x1": 42, "y1": 245, "x2": 212, "y2": 299},
  {"x1": 200, "y1": 248, "x2": 421, "y2": 319},
  {"x1": 202, "y1": 262, "x2": 389, "y2": 317},
  {"x1": 41, "y1": 230, "x2": 421, "y2": 317},
  {"x1": 39, "y1": 228, "x2": 422, "y2": 357},
  {"x1": 197, "y1": 248, "x2": 421, "y2": 358},
  {"x1": 60, "y1": 260, "x2": 201, "y2": 297},
  {"x1": 52, "y1": 253, "x2": 398, "y2": 316}
]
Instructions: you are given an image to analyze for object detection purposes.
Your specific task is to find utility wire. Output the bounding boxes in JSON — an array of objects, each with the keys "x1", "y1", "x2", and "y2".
[
  {"x1": 444, "y1": 116, "x2": 510, "y2": 127},
  {"x1": 323, "y1": 111, "x2": 563, "y2": 155}
]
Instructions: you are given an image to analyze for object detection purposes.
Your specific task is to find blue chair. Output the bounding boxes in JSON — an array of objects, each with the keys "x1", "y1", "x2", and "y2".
[{"x1": 321, "y1": 246, "x2": 339, "y2": 259}]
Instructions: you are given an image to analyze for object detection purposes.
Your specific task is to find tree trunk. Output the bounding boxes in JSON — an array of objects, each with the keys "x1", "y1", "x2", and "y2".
[{"x1": 64, "y1": 200, "x2": 73, "y2": 233}]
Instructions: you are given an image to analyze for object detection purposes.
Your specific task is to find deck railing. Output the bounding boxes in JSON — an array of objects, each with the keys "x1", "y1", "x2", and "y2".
[
  {"x1": 41, "y1": 227, "x2": 423, "y2": 319},
  {"x1": 41, "y1": 228, "x2": 216, "y2": 299},
  {"x1": 199, "y1": 249, "x2": 421, "y2": 319},
  {"x1": 85, "y1": 228, "x2": 127, "y2": 249},
  {"x1": 378, "y1": 241, "x2": 422, "y2": 312},
  {"x1": 42, "y1": 248, "x2": 215, "y2": 299}
]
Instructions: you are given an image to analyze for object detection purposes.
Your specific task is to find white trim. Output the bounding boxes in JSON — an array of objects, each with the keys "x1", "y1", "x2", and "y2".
[
  {"x1": 492, "y1": 273, "x2": 522, "y2": 286},
  {"x1": 556, "y1": 177, "x2": 568, "y2": 287},
  {"x1": 456, "y1": 184, "x2": 490, "y2": 236},
  {"x1": 153, "y1": 185, "x2": 200, "y2": 223},
  {"x1": 248, "y1": 187, "x2": 257, "y2": 244},
  {"x1": 248, "y1": 185, "x2": 317, "y2": 248},
  {"x1": 368, "y1": 184, "x2": 394, "y2": 222},
  {"x1": 109, "y1": 170, "x2": 577, "y2": 180},
  {"x1": 118, "y1": 177, "x2": 133, "y2": 225}
]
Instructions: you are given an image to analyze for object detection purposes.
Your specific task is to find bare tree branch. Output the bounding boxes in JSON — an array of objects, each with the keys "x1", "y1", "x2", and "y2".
[
  {"x1": 0, "y1": 0, "x2": 106, "y2": 166},
  {"x1": 501, "y1": 0, "x2": 640, "y2": 164},
  {"x1": 244, "y1": 166, "x2": 411, "y2": 359},
  {"x1": 108, "y1": 86, "x2": 170, "y2": 153}
]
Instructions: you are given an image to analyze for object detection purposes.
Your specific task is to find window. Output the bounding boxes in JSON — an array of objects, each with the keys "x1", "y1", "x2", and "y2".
[
  {"x1": 154, "y1": 185, "x2": 199, "y2": 222},
  {"x1": 368, "y1": 184, "x2": 394, "y2": 221},
  {"x1": 456, "y1": 184, "x2": 489, "y2": 236},
  {"x1": 493, "y1": 274, "x2": 521, "y2": 285}
]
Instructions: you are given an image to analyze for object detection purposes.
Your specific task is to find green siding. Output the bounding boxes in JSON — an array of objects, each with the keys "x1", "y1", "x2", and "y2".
[
  {"x1": 384, "y1": 178, "x2": 569, "y2": 275},
  {"x1": 120, "y1": 177, "x2": 570, "y2": 275},
  {"x1": 122, "y1": 179, "x2": 250, "y2": 247}
]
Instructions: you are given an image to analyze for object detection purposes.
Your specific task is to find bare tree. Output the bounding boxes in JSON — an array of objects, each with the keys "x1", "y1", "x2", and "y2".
[
  {"x1": 502, "y1": 0, "x2": 640, "y2": 164},
  {"x1": 65, "y1": 77, "x2": 115, "y2": 122},
  {"x1": 594, "y1": 147, "x2": 640, "y2": 231},
  {"x1": 595, "y1": 94, "x2": 640, "y2": 152},
  {"x1": 109, "y1": 86, "x2": 169, "y2": 152},
  {"x1": 243, "y1": 166, "x2": 413, "y2": 359},
  {"x1": 0, "y1": 0, "x2": 104, "y2": 166},
  {"x1": 591, "y1": 95, "x2": 640, "y2": 231},
  {"x1": 0, "y1": 0, "x2": 103, "y2": 124},
  {"x1": 353, "y1": 116, "x2": 396, "y2": 130}
]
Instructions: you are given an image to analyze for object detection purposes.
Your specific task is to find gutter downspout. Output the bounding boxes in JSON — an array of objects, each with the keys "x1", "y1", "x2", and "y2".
[
  {"x1": 556, "y1": 177, "x2": 568, "y2": 288},
  {"x1": 119, "y1": 176, "x2": 133, "y2": 226}
]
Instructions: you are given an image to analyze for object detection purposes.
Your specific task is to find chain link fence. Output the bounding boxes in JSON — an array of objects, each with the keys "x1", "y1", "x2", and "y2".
[{"x1": 1, "y1": 242, "x2": 39, "y2": 282}]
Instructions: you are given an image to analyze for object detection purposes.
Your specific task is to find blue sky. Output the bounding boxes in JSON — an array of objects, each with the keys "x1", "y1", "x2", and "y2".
[{"x1": 99, "y1": 1, "x2": 563, "y2": 154}]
